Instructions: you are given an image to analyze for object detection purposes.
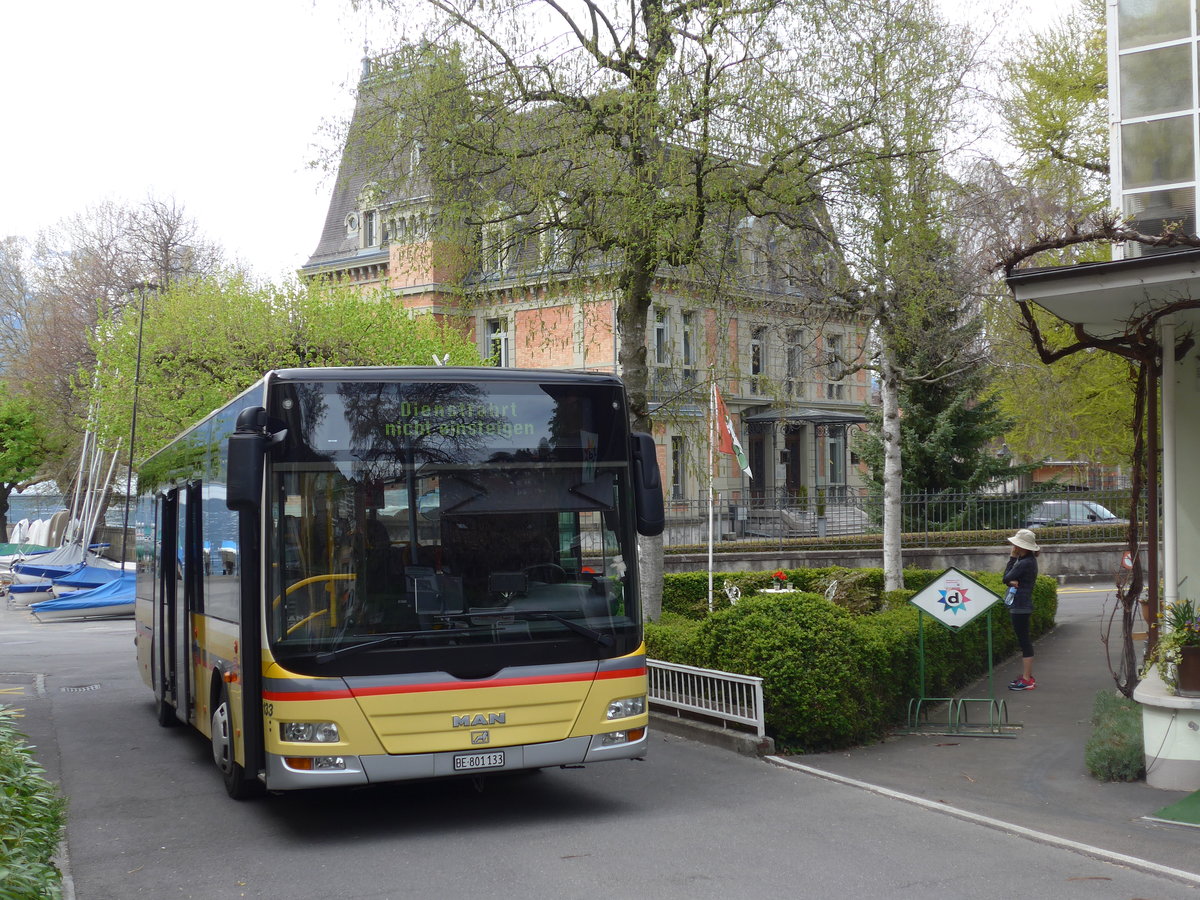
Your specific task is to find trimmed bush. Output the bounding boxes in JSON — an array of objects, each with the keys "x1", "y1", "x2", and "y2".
[
  {"x1": 644, "y1": 614, "x2": 704, "y2": 666},
  {"x1": 0, "y1": 706, "x2": 65, "y2": 900},
  {"x1": 1084, "y1": 690, "x2": 1145, "y2": 782},
  {"x1": 690, "y1": 593, "x2": 884, "y2": 750}
]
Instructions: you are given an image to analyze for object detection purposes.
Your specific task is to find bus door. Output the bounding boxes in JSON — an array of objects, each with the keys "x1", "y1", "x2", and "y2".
[{"x1": 155, "y1": 486, "x2": 197, "y2": 726}]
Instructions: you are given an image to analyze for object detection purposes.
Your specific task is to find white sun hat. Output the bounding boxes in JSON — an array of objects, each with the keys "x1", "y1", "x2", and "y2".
[{"x1": 1007, "y1": 528, "x2": 1040, "y2": 552}]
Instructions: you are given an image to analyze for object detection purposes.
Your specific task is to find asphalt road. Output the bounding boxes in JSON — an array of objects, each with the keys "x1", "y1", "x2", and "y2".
[{"x1": 3, "y1": 602, "x2": 1198, "y2": 900}]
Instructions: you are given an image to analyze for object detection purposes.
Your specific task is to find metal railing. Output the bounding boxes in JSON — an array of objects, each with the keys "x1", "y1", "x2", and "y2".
[
  {"x1": 662, "y1": 487, "x2": 1140, "y2": 551},
  {"x1": 647, "y1": 659, "x2": 766, "y2": 736}
]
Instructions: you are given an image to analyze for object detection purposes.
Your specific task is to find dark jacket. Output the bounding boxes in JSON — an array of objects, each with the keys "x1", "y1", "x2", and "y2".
[{"x1": 1003, "y1": 554, "x2": 1038, "y2": 612}]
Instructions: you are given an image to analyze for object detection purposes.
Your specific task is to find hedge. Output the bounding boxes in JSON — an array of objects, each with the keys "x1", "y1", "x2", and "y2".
[
  {"x1": 647, "y1": 567, "x2": 1057, "y2": 752},
  {"x1": 0, "y1": 706, "x2": 65, "y2": 900}
]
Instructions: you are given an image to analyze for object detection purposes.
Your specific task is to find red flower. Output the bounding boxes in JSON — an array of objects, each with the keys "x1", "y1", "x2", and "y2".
[{"x1": 773, "y1": 570, "x2": 786, "y2": 581}]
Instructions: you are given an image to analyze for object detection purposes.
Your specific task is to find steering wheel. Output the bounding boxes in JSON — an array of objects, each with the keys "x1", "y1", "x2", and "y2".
[{"x1": 278, "y1": 573, "x2": 355, "y2": 636}]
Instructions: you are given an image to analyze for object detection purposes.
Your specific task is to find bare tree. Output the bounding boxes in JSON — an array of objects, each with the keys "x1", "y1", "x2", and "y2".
[{"x1": 6, "y1": 197, "x2": 226, "y2": 488}]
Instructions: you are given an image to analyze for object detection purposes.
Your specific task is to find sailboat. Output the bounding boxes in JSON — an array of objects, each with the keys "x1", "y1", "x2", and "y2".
[
  {"x1": 11, "y1": 427, "x2": 125, "y2": 608},
  {"x1": 31, "y1": 572, "x2": 135, "y2": 621}
]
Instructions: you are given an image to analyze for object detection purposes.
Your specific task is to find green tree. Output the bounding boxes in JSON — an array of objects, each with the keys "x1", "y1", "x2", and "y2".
[
  {"x1": 822, "y1": 0, "x2": 981, "y2": 588},
  {"x1": 0, "y1": 199, "x2": 227, "y2": 491},
  {"x1": 0, "y1": 387, "x2": 51, "y2": 538},
  {"x1": 989, "y1": 310, "x2": 1136, "y2": 471},
  {"x1": 84, "y1": 273, "x2": 481, "y2": 462},
  {"x1": 989, "y1": 0, "x2": 1135, "y2": 469},
  {"x1": 1000, "y1": 0, "x2": 1107, "y2": 210}
]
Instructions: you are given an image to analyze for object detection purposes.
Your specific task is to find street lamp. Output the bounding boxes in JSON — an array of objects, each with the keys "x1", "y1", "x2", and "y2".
[{"x1": 119, "y1": 281, "x2": 157, "y2": 565}]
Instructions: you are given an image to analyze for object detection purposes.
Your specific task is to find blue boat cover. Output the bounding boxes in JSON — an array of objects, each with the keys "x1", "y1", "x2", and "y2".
[
  {"x1": 53, "y1": 564, "x2": 123, "y2": 590},
  {"x1": 32, "y1": 573, "x2": 135, "y2": 613}
]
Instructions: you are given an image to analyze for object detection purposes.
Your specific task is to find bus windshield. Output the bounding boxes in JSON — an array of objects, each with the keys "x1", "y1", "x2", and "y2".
[{"x1": 264, "y1": 377, "x2": 640, "y2": 674}]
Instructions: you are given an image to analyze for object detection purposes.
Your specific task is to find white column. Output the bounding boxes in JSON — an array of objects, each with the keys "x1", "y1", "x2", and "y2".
[{"x1": 1162, "y1": 319, "x2": 1178, "y2": 607}]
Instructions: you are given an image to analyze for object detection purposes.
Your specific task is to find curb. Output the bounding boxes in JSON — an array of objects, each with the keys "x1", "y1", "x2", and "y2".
[{"x1": 650, "y1": 711, "x2": 775, "y2": 757}]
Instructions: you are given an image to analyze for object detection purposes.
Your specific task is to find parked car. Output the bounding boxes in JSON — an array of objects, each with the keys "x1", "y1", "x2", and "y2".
[{"x1": 1026, "y1": 499, "x2": 1128, "y2": 528}]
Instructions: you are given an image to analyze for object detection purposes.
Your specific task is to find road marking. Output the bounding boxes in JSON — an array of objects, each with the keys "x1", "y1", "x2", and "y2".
[{"x1": 766, "y1": 755, "x2": 1200, "y2": 887}]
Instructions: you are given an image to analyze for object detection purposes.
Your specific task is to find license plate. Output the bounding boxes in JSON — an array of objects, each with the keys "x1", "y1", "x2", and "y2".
[{"x1": 453, "y1": 751, "x2": 505, "y2": 771}]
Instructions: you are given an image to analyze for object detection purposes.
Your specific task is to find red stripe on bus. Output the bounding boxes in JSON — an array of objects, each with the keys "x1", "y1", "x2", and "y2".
[
  {"x1": 262, "y1": 689, "x2": 355, "y2": 702},
  {"x1": 261, "y1": 667, "x2": 644, "y2": 703},
  {"x1": 350, "y1": 666, "x2": 644, "y2": 697}
]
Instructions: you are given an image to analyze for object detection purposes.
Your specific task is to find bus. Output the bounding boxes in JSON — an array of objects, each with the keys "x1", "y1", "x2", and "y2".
[{"x1": 135, "y1": 367, "x2": 663, "y2": 798}]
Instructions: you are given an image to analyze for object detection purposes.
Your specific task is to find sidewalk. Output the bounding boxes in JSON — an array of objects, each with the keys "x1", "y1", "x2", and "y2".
[{"x1": 780, "y1": 582, "x2": 1200, "y2": 879}]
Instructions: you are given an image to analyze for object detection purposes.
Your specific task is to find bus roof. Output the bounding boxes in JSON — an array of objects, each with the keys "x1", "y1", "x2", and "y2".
[{"x1": 264, "y1": 366, "x2": 624, "y2": 387}]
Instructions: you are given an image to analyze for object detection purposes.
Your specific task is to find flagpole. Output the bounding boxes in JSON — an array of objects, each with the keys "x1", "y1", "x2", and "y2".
[{"x1": 707, "y1": 381, "x2": 716, "y2": 613}]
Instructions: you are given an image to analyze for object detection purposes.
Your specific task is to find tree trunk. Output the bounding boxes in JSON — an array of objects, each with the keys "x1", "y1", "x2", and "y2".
[
  {"x1": 880, "y1": 352, "x2": 904, "y2": 591},
  {"x1": 616, "y1": 254, "x2": 661, "y2": 621},
  {"x1": 638, "y1": 533, "x2": 664, "y2": 622}
]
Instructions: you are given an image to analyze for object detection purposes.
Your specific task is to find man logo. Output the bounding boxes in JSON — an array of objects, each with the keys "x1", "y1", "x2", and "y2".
[
  {"x1": 471, "y1": 731, "x2": 490, "y2": 745},
  {"x1": 452, "y1": 712, "x2": 506, "y2": 728}
]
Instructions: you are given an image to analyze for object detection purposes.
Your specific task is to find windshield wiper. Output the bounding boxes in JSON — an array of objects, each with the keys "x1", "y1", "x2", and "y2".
[
  {"x1": 438, "y1": 609, "x2": 613, "y2": 648},
  {"x1": 311, "y1": 629, "x2": 454, "y2": 664}
]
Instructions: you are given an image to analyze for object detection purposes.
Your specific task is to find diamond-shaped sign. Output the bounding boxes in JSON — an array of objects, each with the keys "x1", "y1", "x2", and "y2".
[{"x1": 909, "y1": 567, "x2": 999, "y2": 631}]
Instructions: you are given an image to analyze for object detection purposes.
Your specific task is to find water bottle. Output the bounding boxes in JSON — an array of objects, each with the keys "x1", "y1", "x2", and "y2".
[{"x1": 1004, "y1": 586, "x2": 1016, "y2": 607}]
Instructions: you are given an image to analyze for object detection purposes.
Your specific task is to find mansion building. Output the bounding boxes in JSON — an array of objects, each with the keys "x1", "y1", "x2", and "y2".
[{"x1": 301, "y1": 60, "x2": 874, "y2": 514}]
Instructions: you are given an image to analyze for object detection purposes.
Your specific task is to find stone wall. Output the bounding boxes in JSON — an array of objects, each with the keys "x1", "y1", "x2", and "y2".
[{"x1": 666, "y1": 542, "x2": 1145, "y2": 584}]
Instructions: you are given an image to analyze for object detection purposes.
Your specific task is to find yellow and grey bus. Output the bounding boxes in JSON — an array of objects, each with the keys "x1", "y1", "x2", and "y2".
[{"x1": 135, "y1": 367, "x2": 662, "y2": 798}]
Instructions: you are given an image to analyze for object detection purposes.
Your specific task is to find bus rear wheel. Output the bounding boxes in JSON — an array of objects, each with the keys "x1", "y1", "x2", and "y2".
[{"x1": 211, "y1": 684, "x2": 261, "y2": 800}]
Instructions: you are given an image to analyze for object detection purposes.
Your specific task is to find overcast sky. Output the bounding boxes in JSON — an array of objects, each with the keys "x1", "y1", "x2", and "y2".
[{"x1": 1, "y1": 0, "x2": 1077, "y2": 282}]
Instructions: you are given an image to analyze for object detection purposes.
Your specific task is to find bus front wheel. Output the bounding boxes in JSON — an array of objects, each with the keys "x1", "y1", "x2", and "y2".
[{"x1": 211, "y1": 683, "x2": 260, "y2": 800}]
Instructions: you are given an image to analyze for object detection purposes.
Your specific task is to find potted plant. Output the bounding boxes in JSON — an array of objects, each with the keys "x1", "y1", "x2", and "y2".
[
  {"x1": 771, "y1": 570, "x2": 788, "y2": 590},
  {"x1": 1142, "y1": 598, "x2": 1200, "y2": 696}
]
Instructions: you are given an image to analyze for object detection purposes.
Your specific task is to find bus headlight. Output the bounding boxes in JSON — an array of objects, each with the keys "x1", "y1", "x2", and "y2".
[
  {"x1": 606, "y1": 696, "x2": 646, "y2": 720},
  {"x1": 280, "y1": 721, "x2": 341, "y2": 743}
]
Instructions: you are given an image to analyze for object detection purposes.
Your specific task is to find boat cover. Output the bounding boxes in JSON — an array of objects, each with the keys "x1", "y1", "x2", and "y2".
[{"x1": 31, "y1": 573, "x2": 135, "y2": 613}]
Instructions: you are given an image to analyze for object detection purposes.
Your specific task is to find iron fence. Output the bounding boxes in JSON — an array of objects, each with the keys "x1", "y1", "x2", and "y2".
[{"x1": 662, "y1": 487, "x2": 1139, "y2": 552}]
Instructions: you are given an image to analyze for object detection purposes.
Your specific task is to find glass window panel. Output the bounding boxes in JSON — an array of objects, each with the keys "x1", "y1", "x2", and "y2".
[
  {"x1": 1123, "y1": 186, "x2": 1197, "y2": 254},
  {"x1": 1121, "y1": 115, "x2": 1195, "y2": 188},
  {"x1": 1121, "y1": 45, "x2": 1192, "y2": 117},
  {"x1": 1119, "y1": 0, "x2": 1190, "y2": 50}
]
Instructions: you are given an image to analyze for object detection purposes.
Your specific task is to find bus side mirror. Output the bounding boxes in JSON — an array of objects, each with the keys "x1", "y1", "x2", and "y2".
[
  {"x1": 226, "y1": 407, "x2": 269, "y2": 512},
  {"x1": 630, "y1": 432, "x2": 664, "y2": 537}
]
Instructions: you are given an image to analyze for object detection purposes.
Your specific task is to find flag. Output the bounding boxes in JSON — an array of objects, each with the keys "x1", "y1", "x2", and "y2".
[{"x1": 712, "y1": 384, "x2": 752, "y2": 478}]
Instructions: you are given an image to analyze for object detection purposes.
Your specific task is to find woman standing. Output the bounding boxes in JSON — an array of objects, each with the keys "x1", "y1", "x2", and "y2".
[{"x1": 1004, "y1": 528, "x2": 1040, "y2": 691}]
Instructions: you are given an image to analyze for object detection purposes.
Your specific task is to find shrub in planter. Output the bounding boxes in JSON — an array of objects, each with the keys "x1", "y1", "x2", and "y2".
[{"x1": 689, "y1": 593, "x2": 884, "y2": 750}]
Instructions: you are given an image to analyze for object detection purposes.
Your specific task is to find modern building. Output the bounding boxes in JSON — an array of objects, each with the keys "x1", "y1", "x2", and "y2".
[
  {"x1": 302, "y1": 57, "x2": 873, "y2": 527},
  {"x1": 1009, "y1": 0, "x2": 1200, "y2": 791}
]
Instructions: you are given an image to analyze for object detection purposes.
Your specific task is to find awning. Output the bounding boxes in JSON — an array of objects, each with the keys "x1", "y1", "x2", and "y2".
[
  {"x1": 742, "y1": 406, "x2": 868, "y2": 426},
  {"x1": 1006, "y1": 247, "x2": 1200, "y2": 340}
]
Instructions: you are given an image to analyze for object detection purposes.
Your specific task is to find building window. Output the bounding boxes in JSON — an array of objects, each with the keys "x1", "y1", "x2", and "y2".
[
  {"x1": 750, "y1": 326, "x2": 766, "y2": 395},
  {"x1": 827, "y1": 426, "x2": 846, "y2": 488},
  {"x1": 785, "y1": 328, "x2": 803, "y2": 398},
  {"x1": 824, "y1": 333, "x2": 844, "y2": 400},
  {"x1": 481, "y1": 224, "x2": 508, "y2": 275},
  {"x1": 655, "y1": 307, "x2": 671, "y2": 365},
  {"x1": 363, "y1": 210, "x2": 377, "y2": 248},
  {"x1": 671, "y1": 435, "x2": 686, "y2": 501},
  {"x1": 486, "y1": 318, "x2": 510, "y2": 367},
  {"x1": 681, "y1": 311, "x2": 697, "y2": 384}
]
